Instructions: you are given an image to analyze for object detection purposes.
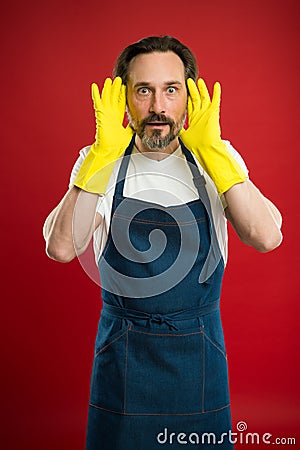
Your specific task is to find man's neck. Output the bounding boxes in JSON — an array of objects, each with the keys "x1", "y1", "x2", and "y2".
[{"x1": 134, "y1": 135, "x2": 180, "y2": 161}]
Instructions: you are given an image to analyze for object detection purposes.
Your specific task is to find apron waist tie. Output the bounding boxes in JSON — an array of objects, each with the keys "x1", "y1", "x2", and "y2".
[{"x1": 102, "y1": 300, "x2": 220, "y2": 331}]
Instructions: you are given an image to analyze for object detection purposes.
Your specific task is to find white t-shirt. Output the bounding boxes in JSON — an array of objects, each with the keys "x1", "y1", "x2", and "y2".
[{"x1": 69, "y1": 141, "x2": 248, "y2": 266}]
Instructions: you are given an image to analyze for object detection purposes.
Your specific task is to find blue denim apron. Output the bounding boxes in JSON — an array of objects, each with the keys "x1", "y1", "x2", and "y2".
[{"x1": 86, "y1": 137, "x2": 233, "y2": 449}]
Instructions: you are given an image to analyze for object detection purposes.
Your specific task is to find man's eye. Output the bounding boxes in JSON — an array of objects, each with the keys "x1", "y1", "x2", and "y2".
[
  {"x1": 138, "y1": 88, "x2": 150, "y2": 95},
  {"x1": 167, "y1": 87, "x2": 177, "y2": 94}
]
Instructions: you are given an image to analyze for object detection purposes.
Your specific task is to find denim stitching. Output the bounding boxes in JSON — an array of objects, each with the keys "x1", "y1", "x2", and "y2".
[
  {"x1": 113, "y1": 214, "x2": 206, "y2": 226},
  {"x1": 128, "y1": 329, "x2": 202, "y2": 338},
  {"x1": 93, "y1": 327, "x2": 229, "y2": 415},
  {"x1": 89, "y1": 402, "x2": 231, "y2": 416},
  {"x1": 203, "y1": 331, "x2": 227, "y2": 360},
  {"x1": 95, "y1": 328, "x2": 129, "y2": 356}
]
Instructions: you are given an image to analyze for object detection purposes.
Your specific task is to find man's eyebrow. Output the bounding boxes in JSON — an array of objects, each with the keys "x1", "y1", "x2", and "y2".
[
  {"x1": 133, "y1": 82, "x2": 151, "y2": 88},
  {"x1": 164, "y1": 80, "x2": 183, "y2": 86},
  {"x1": 133, "y1": 81, "x2": 184, "y2": 88}
]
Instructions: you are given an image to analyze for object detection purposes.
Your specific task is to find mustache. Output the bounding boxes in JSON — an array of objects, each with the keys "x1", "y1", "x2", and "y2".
[{"x1": 141, "y1": 114, "x2": 175, "y2": 127}]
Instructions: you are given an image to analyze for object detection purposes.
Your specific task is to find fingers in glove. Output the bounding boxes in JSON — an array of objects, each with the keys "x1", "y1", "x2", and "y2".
[
  {"x1": 211, "y1": 81, "x2": 221, "y2": 111},
  {"x1": 111, "y1": 77, "x2": 127, "y2": 122},
  {"x1": 101, "y1": 77, "x2": 113, "y2": 109},
  {"x1": 91, "y1": 83, "x2": 101, "y2": 111},
  {"x1": 187, "y1": 78, "x2": 200, "y2": 117},
  {"x1": 197, "y1": 78, "x2": 211, "y2": 110},
  {"x1": 187, "y1": 96, "x2": 193, "y2": 123},
  {"x1": 111, "y1": 76, "x2": 123, "y2": 104},
  {"x1": 118, "y1": 83, "x2": 127, "y2": 112}
]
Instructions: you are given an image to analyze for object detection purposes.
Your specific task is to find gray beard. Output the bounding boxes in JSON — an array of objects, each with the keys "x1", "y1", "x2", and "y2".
[
  {"x1": 128, "y1": 112, "x2": 186, "y2": 150},
  {"x1": 139, "y1": 128, "x2": 177, "y2": 150}
]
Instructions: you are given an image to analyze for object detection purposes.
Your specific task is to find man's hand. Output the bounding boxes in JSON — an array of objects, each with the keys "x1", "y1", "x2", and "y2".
[
  {"x1": 180, "y1": 78, "x2": 247, "y2": 194},
  {"x1": 73, "y1": 77, "x2": 133, "y2": 194}
]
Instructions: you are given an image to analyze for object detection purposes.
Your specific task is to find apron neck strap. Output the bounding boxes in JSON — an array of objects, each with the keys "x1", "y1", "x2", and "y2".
[
  {"x1": 179, "y1": 139, "x2": 207, "y2": 189},
  {"x1": 114, "y1": 134, "x2": 136, "y2": 196},
  {"x1": 110, "y1": 135, "x2": 223, "y2": 283},
  {"x1": 114, "y1": 136, "x2": 206, "y2": 196}
]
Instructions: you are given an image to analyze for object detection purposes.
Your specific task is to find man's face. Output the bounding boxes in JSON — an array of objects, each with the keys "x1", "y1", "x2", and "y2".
[{"x1": 126, "y1": 51, "x2": 188, "y2": 150}]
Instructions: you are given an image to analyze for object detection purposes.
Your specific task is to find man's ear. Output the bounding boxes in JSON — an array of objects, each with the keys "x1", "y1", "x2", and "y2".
[
  {"x1": 183, "y1": 111, "x2": 189, "y2": 130},
  {"x1": 123, "y1": 107, "x2": 129, "y2": 127}
]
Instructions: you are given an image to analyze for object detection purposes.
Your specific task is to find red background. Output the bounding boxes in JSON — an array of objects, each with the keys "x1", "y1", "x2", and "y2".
[{"x1": 1, "y1": 0, "x2": 299, "y2": 448}]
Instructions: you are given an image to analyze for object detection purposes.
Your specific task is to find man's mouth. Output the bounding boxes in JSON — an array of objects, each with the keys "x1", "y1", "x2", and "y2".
[{"x1": 146, "y1": 122, "x2": 170, "y2": 127}]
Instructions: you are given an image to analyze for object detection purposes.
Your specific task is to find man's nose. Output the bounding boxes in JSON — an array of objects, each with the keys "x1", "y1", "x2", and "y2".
[{"x1": 149, "y1": 91, "x2": 166, "y2": 114}]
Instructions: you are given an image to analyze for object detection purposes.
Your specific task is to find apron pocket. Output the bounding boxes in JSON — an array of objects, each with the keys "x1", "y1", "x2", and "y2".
[
  {"x1": 125, "y1": 327, "x2": 204, "y2": 415},
  {"x1": 89, "y1": 326, "x2": 129, "y2": 413},
  {"x1": 202, "y1": 329, "x2": 230, "y2": 412}
]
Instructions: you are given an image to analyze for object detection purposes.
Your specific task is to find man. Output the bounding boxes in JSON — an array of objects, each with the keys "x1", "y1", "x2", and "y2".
[{"x1": 43, "y1": 36, "x2": 282, "y2": 449}]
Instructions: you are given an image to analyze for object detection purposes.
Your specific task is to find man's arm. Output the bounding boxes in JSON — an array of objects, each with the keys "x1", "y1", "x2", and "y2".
[
  {"x1": 224, "y1": 180, "x2": 282, "y2": 252},
  {"x1": 180, "y1": 78, "x2": 283, "y2": 253},
  {"x1": 44, "y1": 77, "x2": 133, "y2": 263},
  {"x1": 43, "y1": 186, "x2": 102, "y2": 263}
]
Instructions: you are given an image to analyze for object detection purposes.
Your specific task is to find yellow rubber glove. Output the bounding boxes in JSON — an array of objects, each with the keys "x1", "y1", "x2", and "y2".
[
  {"x1": 180, "y1": 78, "x2": 247, "y2": 194},
  {"x1": 73, "y1": 77, "x2": 133, "y2": 193}
]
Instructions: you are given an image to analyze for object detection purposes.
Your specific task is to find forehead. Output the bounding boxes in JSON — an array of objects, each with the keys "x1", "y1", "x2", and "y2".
[{"x1": 127, "y1": 51, "x2": 186, "y2": 85}]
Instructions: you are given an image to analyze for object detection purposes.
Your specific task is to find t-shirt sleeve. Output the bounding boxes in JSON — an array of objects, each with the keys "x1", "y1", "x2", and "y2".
[
  {"x1": 68, "y1": 146, "x2": 90, "y2": 188},
  {"x1": 223, "y1": 139, "x2": 249, "y2": 176}
]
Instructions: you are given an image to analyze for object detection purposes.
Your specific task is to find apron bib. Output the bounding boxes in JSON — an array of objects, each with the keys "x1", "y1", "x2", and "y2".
[{"x1": 86, "y1": 137, "x2": 233, "y2": 449}]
